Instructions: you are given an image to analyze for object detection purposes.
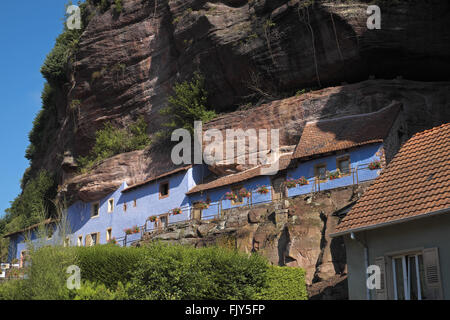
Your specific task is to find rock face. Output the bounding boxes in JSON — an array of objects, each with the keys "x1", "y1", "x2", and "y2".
[
  {"x1": 137, "y1": 182, "x2": 372, "y2": 299},
  {"x1": 26, "y1": 0, "x2": 449, "y2": 202},
  {"x1": 63, "y1": 79, "x2": 450, "y2": 202}
]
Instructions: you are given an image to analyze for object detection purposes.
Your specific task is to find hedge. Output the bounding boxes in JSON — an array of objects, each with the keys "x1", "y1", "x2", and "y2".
[
  {"x1": 75, "y1": 245, "x2": 144, "y2": 289},
  {"x1": 254, "y1": 266, "x2": 308, "y2": 300},
  {"x1": 127, "y1": 242, "x2": 268, "y2": 300}
]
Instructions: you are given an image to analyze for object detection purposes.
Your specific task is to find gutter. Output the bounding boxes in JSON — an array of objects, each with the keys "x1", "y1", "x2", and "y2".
[
  {"x1": 330, "y1": 206, "x2": 450, "y2": 238},
  {"x1": 350, "y1": 232, "x2": 370, "y2": 301}
]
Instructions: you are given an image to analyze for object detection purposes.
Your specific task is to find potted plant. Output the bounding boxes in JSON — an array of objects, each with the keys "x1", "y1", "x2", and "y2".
[
  {"x1": 256, "y1": 185, "x2": 269, "y2": 194},
  {"x1": 132, "y1": 226, "x2": 140, "y2": 234},
  {"x1": 124, "y1": 228, "x2": 133, "y2": 235},
  {"x1": 238, "y1": 188, "x2": 251, "y2": 198},
  {"x1": 171, "y1": 207, "x2": 182, "y2": 215},
  {"x1": 225, "y1": 191, "x2": 238, "y2": 201},
  {"x1": 368, "y1": 160, "x2": 382, "y2": 170},
  {"x1": 196, "y1": 201, "x2": 209, "y2": 209},
  {"x1": 285, "y1": 178, "x2": 297, "y2": 189},
  {"x1": 328, "y1": 169, "x2": 341, "y2": 180},
  {"x1": 108, "y1": 237, "x2": 118, "y2": 245},
  {"x1": 149, "y1": 216, "x2": 157, "y2": 223},
  {"x1": 297, "y1": 177, "x2": 309, "y2": 186}
]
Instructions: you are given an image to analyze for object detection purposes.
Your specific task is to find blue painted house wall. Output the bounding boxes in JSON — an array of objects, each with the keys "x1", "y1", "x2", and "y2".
[
  {"x1": 287, "y1": 143, "x2": 383, "y2": 198},
  {"x1": 6, "y1": 144, "x2": 384, "y2": 262},
  {"x1": 189, "y1": 175, "x2": 273, "y2": 219},
  {"x1": 8, "y1": 223, "x2": 59, "y2": 264}
]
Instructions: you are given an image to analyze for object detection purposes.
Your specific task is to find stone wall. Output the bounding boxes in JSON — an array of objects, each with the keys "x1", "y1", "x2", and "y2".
[{"x1": 137, "y1": 181, "x2": 373, "y2": 299}]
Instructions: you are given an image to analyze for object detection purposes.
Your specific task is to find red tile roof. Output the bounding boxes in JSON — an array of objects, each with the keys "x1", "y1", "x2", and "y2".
[
  {"x1": 333, "y1": 123, "x2": 450, "y2": 236},
  {"x1": 186, "y1": 154, "x2": 292, "y2": 195},
  {"x1": 293, "y1": 103, "x2": 402, "y2": 160},
  {"x1": 122, "y1": 165, "x2": 192, "y2": 193}
]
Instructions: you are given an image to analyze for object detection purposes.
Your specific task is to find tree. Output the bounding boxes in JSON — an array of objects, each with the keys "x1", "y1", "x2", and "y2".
[{"x1": 158, "y1": 72, "x2": 216, "y2": 140}]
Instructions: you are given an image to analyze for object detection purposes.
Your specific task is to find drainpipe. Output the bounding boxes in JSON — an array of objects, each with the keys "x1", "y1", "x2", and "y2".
[{"x1": 350, "y1": 232, "x2": 370, "y2": 300}]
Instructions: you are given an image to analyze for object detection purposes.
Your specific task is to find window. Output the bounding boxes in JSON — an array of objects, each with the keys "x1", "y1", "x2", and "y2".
[
  {"x1": 314, "y1": 163, "x2": 327, "y2": 181},
  {"x1": 46, "y1": 225, "x2": 54, "y2": 240},
  {"x1": 159, "y1": 182, "x2": 169, "y2": 199},
  {"x1": 156, "y1": 214, "x2": 168, "y2": 229},
  {"x1": 77, "y1": 236, "x2": 83, "y2": 247},
  {"x1": 107, "y1": 199, "x2": 114, "y2": 213},
  {"x1": 91, "y1": 233, "x2": 99, "y2": 246},
  {"x1": 20, "y1": 250, "x2": 28, "y2": 268},
  {"x1": 337, "y1": 156, "x2": 351, "y2": 175},
  {"x1": 91, "y1": 202, "x2": 100, "y2": 217},
  {"x1": 106, "y1": 228, "x2": 112, "y2": 242},
  {"x1": 231, "y1": 185, "x2": 244, "y2": 205},
  {"x1": 86, "y1": 233, "x2": 99, "y2": 247},
  {"x1": 391, "y1": 253, "x2": 427, "y2": 300},
  {"x1": 64, "y1": 237, "x2": 70, "y2": 247}
]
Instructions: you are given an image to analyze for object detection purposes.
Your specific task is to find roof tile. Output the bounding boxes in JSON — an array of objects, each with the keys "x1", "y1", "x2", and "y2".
[{"x1": 335, "y1": 123, "x2": 450, "y2": 234}]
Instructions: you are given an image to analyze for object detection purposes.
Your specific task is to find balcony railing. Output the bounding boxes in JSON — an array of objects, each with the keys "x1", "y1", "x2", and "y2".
[{"x1": 115, "y1": 162, "x2": 380, "y2": 247}]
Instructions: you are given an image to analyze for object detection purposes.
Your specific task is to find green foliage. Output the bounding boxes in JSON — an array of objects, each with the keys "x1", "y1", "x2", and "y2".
[
  {"x1": 73, "y1": 281, "x2": 130, "y2": 300},
  {"x1": 114, "y1": 0, "x2": 123, "y2": 14},
  {"x1": 127, "y1": 242, "x2": 268, "y2": 300},
  {"x1": 76, "y1": 245, "x2": 145, "y2": 289},
  {"x1": 254, "y1": 266, "x2": 308, "y2": 300},
  {"x1": 77, "y1": 116, "x2": 151, "y2": 172},
  {"x1": 25, "y1": 246, "x2": 78, "y2": 300},
  {"x1": 40, "y1": 25, "x2": 84, "y2": 84},
  {"x1": 0, "y1": 244, "x2": 308, "y2": 301},
  {"x1": 158, "y1": 72, "x2": 216, "y2": 141},
  {"x1": 3, "y1": 170, "x2": 57, "y2": 234},
  {"x1": 0, "y1": 280, "x2": 29, "y2": 300},
  {"x1": 25, "y1": 84, "x2": 58, "y2": 162}
]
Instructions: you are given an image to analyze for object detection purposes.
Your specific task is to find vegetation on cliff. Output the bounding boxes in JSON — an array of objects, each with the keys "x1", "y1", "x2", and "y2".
[
  {"x1": 156, "y1": 72, "x2": 217, "y2": 143},
  {"x1": 77, "y1": 116, "x2": 151, "y2": 173}
]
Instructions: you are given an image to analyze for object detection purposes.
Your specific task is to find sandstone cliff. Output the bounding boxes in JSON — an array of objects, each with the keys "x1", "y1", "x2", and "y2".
[
  {"x1": 21, "y1": 0, "x2": 450, "y2": 299},
  {"x1": 27, "y1": 0, "x2": 449, "y2": 202}
]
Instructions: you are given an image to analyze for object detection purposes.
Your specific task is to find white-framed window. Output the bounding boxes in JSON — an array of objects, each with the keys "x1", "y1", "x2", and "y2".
[
  {"x1": 77, "y1": 235, "x2": 83, "y2": 247},
  {"x1": 64, "y1": 237, "x2": 70, "y2": 247},
  {"x1": 106, "y1": 228, "x2": 112, "y2": 242},
  {"x1": 391, "y1": 253, "x2": 426, "y2": 300},
  {"x1": 91, "y1": 202, "x2": 100, "y2": 217},
  {"x1": 107, "y1": 199, "x2": 114, "y2": 213},
  {"x1": 376, "y1": 247, "x2": 443, "y2": 300}
]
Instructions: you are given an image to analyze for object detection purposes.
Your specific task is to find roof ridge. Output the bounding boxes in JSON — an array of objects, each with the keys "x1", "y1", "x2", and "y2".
[{"x1": 305, "y1": 103, "x2": 400, "y2": 125}]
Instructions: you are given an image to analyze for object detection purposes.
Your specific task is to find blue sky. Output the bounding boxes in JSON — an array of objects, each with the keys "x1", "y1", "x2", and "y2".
[{"x1": 0, "y1": 1, "x2": 74, "y2": 217}]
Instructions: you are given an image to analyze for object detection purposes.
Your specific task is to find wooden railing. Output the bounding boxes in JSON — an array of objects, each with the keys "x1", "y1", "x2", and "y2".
[{"x1": 117, "y1": 163, "x2": 379, "y2": 246}]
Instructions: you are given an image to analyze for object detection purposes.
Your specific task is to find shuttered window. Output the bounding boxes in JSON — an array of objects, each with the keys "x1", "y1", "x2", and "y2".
[
  {"x1": 388, "y1": 248, "x2": 443, "y2": 300},
  {"x1": 423, "y1": 247, "x2": 443, "y2": 300},
  {"x1": 375, "y1": 257, "x2": 387, "y2": 300}
]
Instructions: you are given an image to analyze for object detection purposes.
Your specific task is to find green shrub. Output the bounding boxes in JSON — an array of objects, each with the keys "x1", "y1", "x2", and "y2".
[
  {"x1": 41, "y1": 27, "x2": 83, "y2": 84},
  {"x1": 0, "y1": 280, "x2": 29, "y2": 300},
  {"x1": 77, "y1": 116, "x2": 151, "y2": 172},
  {"x1": 73, "y1": 280, "x2": 130, "y2": 300},
  {"x1": 127, "y1": 242, "x2": 268, "y2": 300},
  {"x1": 75, "y1": 245, "x2": 144, "y2": 289},
  {"x1": 158, "y1": 72, "x2": 216, "y2": 142},
  {"x1": 114, "y1": 0, "x2": 123, "y2": 14},
  {"x1": 4, "y1": 170, "x2": 57, "y2": 233},
  {"x1": 254, "y1": 266, "x2": 308, "y2": 300},
  {"x1": 25, "y1": 245, "x2": 78, "y2": 300}
]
